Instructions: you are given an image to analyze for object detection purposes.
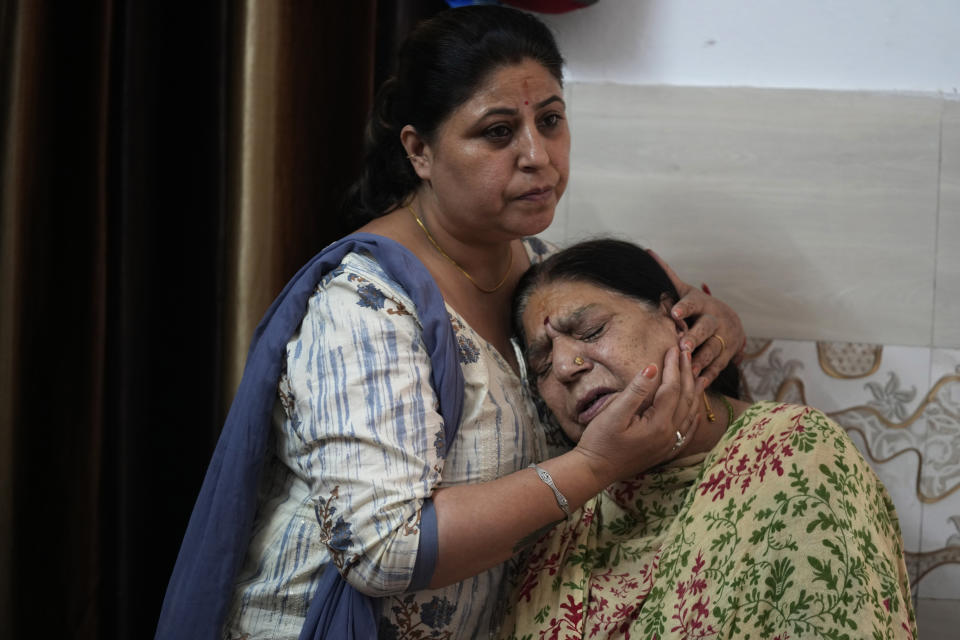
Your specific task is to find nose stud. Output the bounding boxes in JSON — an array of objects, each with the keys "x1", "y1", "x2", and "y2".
[{"x1": 573, "y1": 356, "x2": 584, "y2": 366}]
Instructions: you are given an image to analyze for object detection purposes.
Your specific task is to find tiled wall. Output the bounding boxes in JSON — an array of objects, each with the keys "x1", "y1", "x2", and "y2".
[
  {"x1": 544, "y1": 84, "x2": 957, "y2": 348},
  {"x1": 739, "y1": 339, "x2": 960, "y2": 638},
  {"x1": 544, "y1": 83, "x2": 960, "y2": 637}
]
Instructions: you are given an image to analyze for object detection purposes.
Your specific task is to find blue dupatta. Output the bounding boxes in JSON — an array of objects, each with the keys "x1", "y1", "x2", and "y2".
[{"x1": 155, "y1": 233, "x2": 465, "y2": 639}]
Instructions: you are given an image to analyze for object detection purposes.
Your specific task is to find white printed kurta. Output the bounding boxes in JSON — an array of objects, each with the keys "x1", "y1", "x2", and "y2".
[{"x1": 223, "y1": 239, "x2": 554, "y2": 639}]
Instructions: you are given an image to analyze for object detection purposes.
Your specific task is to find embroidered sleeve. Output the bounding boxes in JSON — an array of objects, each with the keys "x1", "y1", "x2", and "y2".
[{"x1": 278, "y1": 258, "x2": 446, "y2": 596}]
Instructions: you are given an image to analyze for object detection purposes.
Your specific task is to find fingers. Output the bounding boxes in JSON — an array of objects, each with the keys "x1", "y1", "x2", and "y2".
[
  {"x1": 573, "y1": 361, "x2": 664, "y2": 484},
  {"x1": 642, "y1": 348, "x2": 690, "y2": 456},
  {"x1": 651, "y1": 252, "x2": 745, "y2": 378},
  {"x1": 670, "y1": 287, "x2": 710, "y2": 327},
  {"x1": 602, "y1": 361, "x2": 660, "y2": 428},
  {"x1": 680, "y1": 312, "x2": 719, "y2": 356},
  {"x1": 670, "y1": 349, "x2": 702, "y2": 457},
  {"x1": 647, "y1": 248, "x2": 692, "y2": 296},
  {"x1": 672, "y1": 285, "x2": 746, "y2": 386},
  {"x1": 647, "y1": 347, "x2": 682, "y2": 420},
  {"x1": 698, "y1": 351, "x2": 731, "y2": 388},
  {"x1": 672, "y1": 348, "x2": 695, "y2": 425}
]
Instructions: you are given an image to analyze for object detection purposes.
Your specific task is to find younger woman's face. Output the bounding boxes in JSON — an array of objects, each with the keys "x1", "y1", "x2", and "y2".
[
  {"x1": 520, "y1": 280, "x2": 680, "y2": 442},
  {"x1": 414, "y1": 58, "x2": 570, "y2": 242}
]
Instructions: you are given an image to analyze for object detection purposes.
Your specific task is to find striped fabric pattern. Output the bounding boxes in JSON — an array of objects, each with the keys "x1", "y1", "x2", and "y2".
[{"x1": 224, "y1": 242, "x2": 551, "y2": 639}]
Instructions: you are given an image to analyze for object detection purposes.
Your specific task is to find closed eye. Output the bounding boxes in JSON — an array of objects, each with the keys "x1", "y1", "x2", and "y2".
[{"x1": 579, "y1": 324, "x2": 605, "y2": 341}]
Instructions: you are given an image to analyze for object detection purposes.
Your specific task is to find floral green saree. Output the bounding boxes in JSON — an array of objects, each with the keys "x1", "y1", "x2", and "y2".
[{"x1": 500, "y1": 402, "x2": 916, "y2": 640}]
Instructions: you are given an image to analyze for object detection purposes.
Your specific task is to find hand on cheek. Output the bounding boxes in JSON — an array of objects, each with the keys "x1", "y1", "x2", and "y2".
[{"x1": 571, "y1": 345, "x2": 701, "y2": 486}]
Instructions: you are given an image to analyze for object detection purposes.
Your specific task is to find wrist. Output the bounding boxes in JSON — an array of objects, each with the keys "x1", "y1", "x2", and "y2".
[
  {"x1": 528, "y1": 463, "x2": 571, "y2": 518},
  {"x1": 558, "y1": 448, "x2": 615, "y2": 498},
  {"x1": 528, "y1": 450, "x2": 611, "y2": 519}
]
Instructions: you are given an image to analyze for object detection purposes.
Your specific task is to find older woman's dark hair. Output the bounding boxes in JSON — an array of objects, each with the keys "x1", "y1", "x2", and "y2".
[
  {"x1": 342, "y1": 5, "x2": 564, "y2": 228},
  {"x1": 512, "y1": 239, "x2": 741, "y2": 399}
]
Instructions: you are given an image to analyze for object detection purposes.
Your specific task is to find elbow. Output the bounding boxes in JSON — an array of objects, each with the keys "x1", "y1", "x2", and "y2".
[{"x1": 339, "y1": 559, "x2": 422, "y2": 598}]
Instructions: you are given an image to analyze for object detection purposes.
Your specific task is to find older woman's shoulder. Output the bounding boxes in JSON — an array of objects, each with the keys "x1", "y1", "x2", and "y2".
[
  {"x1": 730, "y1": 401, "x2": 854, "y2": 452},
  {"x1": 737, "y1": 400, "x2": 837, "y2": 424}
]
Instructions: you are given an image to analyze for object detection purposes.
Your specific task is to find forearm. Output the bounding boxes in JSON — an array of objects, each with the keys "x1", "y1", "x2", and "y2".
[
  {"x1": 428, "y1": 351, "x2": 704, "y2": 587},
  {"x1": 428, "y1": 449, "x2": 606, "y2": 588}
]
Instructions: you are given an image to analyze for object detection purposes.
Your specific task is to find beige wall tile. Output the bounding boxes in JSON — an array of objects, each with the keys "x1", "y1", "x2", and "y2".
[
  {"x1": 563, "y1": 84, "x2": 941, "y2": 345},
  {"x1": 935, "y1": 101, "x2": 960, "y2": 347},
  {"x1": 917, "y1": 598, "x2": 960, "y2": 637}
]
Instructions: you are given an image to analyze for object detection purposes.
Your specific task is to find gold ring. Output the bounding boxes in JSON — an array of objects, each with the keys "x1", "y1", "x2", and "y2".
[
  {"x1": 708, "y1": 334, "x2": 726, "y2": 354},
  {"x1": 573, "y1": 356, "x2": 584, "y2": 366}
]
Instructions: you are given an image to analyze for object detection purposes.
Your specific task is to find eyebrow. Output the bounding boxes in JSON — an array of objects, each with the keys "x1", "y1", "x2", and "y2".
[
  {"x1": 525, "y1": 304, "x2": 597, "y2": 365},
  {"x1": 480, "y1": 95, "x2": 565, "y2": 119}
]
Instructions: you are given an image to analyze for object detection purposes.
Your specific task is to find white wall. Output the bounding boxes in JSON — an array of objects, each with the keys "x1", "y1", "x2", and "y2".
[
  {"x1": 543, "y1": 84, "x2": 956, "y2": 348},
  {"x1": 533, "y1": 0, "x2": 960, "y2": 348},
  {"x1": 540, "y1": 0, "x2": 960, "y2": 94}
]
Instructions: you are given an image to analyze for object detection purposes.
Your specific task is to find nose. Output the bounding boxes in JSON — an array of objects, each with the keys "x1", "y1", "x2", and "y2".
[
  {"x1": 517, "y1": 125, "x2": 549, "y2": 171},
  {"x1": 550, "y1": 337, "x2": 590, "y2": 382}
]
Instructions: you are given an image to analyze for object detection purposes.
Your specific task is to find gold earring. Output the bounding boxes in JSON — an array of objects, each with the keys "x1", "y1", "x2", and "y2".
[{"x1": 703, "y1": 392, "x2": 716, "y2": 422}]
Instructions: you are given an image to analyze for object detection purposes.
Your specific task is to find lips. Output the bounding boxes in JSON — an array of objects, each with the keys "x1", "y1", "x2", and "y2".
[
  {"x1": 575, "y1": 387, "x2": 616, "y2": 424},
  {"x1": 516, "y1": 186, "x2": 554, "y2": 202}
]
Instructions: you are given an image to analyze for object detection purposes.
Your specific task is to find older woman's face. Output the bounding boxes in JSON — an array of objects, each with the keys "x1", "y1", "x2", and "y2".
[
  {"x1": 521, "y1": 280, "x2": 680, "y2": 442},
  {"x1": 419, "y1": 58, "x2": 569, "y2": 241}
]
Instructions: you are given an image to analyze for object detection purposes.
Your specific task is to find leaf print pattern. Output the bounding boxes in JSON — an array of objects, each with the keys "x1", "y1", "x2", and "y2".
[
  {"x1": 526, "y1": 236, "x2": 550, "y2": 260},
  {"x1": 319, "y1": 264, "x2": 345, "y2": 288},
  {"x1": 500, "y1": 402, "x2": 916, "y2": 640},
  {"x1": 448, "y1": 314, "x2": 481, "y2": 364},
  {"x1": 316, "y1": 486, "x2": 357, "y2": 573},
  {"x1": 378, "y1": 594, "x2": 458, "y2": 640},
  {"x1": 421, "y1": 596, "x2": 458, "y2": 629},
  {"x1": 347, "y1": 273, "x2": 411, "y2": 315},
  {"x1": 356, "y1": 282, "x2": 387, "y2": 310},
  {"x1": 457, "y1": 333, "x2": 481, "y2": 364}
]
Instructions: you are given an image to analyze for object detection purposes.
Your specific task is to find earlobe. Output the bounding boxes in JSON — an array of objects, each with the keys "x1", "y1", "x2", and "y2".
[{"x1": 400, "y1": 125, "x2": 431, "y2": 181}]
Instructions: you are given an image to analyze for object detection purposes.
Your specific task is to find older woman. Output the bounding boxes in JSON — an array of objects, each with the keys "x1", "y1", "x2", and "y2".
[
  {"x1": 502, "y1": 239, "x2": 916, "y2": 639},
  {"x1": 156, "y1": 7, "x2": 744, "y2": 640}
]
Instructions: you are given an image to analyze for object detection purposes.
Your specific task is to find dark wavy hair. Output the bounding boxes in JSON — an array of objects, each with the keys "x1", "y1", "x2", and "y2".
[
  {"x1": 341, "y1": 5, "x2": 564, "y2": 229},
  {"x1": 512, "y1": 239, "x2": 741, "y2": 399}
]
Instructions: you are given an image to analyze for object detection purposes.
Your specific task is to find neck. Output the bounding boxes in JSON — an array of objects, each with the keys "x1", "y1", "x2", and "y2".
[
  {"x1": 686, "y1": 392, "x2": 743, "y2": 456},
  {"x1": 408, "y1": 195, "x2": 517, "y2": 291}
]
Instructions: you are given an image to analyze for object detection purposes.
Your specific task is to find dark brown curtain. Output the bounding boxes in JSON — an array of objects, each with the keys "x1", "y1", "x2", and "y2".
[{"x1": 0, "y1": 1, "x2": 446, "y2": 638}]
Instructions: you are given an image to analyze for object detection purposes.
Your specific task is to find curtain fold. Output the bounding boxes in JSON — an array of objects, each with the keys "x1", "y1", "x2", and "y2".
[
  {"x1": 1, "y1": 3, "x2": 112, "y2": 637},
  {"x1": 0, "y1": 1, "x2": 443, "y2": 637},
  {"x1": 222, "y1": 1, "x2": 381, "y2": 406}
]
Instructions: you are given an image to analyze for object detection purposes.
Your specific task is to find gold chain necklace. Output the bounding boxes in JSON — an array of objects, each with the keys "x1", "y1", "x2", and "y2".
[{"x1": 407, "y1": 204, "x2": 514, "y2": 294}]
